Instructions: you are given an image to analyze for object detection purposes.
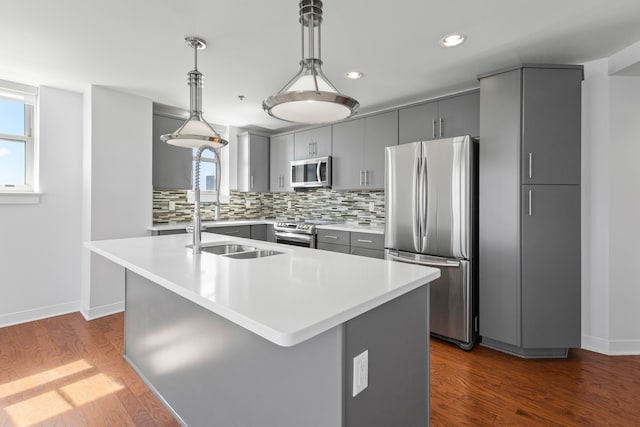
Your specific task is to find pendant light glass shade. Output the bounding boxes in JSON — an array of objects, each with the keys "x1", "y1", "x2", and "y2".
[
  {"x1": 161, "y1": 37, "x2": 228, "y2": 149},
  {"x1": 263, "y1": 0, "x2": 359, "y2": 124}
]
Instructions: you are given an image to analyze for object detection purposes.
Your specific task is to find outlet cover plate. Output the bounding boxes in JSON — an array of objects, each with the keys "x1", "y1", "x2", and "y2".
[{"x1": 352, "y1": 350, "x2": 369, "y2": 397}]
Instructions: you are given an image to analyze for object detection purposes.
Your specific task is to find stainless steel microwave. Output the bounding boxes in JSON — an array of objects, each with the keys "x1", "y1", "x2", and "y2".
[{"x1": 290, "y1": 156, "x2": 332, "y2": 189}]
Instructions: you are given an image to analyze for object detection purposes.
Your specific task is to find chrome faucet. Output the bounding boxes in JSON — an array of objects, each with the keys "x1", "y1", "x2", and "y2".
[{"x1": 191, "y1": 144, "x2": 222, "y2": 255}]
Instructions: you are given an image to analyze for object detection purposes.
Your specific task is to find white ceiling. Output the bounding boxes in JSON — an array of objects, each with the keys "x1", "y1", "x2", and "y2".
[{"x1": 2, "y1": 0, "x2": 640, "y2": 133}]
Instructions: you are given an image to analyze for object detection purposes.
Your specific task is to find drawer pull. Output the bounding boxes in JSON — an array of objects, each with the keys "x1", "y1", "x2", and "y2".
[
  {"x1": 324, "y1": 235, "x2": 338, "y2": 239},
  {"x1": 226, "y1": 230, "x2": 239, "y2": 235},
  {"x1": 357, "y1": 239, "x2": 374, "y2": 243}
]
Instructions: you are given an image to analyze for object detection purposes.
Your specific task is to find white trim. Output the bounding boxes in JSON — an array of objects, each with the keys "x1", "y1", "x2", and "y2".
[
  {"x1": 0, "y1": 301, "x2": 80, "y2": 328},
  {"x1": 581, "y1": 334, "x2": 640, "y2": 356},
  {"x1": 80, "y1": 301, "x2": 125, "y2": 321},
  {"x1": 0, "y1": 192, "x2": 42, "y2": 204}
]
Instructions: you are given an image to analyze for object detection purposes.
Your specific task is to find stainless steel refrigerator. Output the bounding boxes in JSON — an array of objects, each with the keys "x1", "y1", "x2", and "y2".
[{"x1": 384, "y1": 135, "x2": 478, "y2": 350}]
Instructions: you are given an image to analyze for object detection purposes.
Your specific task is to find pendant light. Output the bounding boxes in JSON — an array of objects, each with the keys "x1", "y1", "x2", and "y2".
[
  {"x1": 263, "y1": 0, "x2": 359, "y2": 124},
  {"x1": 161, "y1": 36, "x2": 228, "y2": 149}
]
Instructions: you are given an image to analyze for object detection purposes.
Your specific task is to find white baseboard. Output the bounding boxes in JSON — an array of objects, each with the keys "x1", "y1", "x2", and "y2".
[
  {"x1": 80, "y1": 301, "x2": 124, "y2": 321},
  {"x1": 582, "y1": 334, "x2": 640, "y2": 356},
  {"x1": 0, "y1": 301, "x2": 81, "y2": 328}
]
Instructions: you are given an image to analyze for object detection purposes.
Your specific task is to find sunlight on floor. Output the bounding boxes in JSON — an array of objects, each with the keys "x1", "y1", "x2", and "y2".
[
  {"x1": 1, "y1": 360, "x2": 124, "y2": 426},
  {"x1": 59, "y1": 373, "x2": 124, "y2": 406},
  {"x1": 3, "y1": 391, "x2": 73, "y2": 426},
  {"x1": 0, "y1": 359, "x2": 92, "y2": 399}
]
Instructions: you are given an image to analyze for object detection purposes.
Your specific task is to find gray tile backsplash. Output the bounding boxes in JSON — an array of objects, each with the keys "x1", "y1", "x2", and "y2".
[{"x1": 153, "y1": 189, "x2": 385, "y2": 225}]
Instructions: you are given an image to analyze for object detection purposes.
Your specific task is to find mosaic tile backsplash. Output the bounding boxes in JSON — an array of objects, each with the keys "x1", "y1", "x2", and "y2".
[{"x1": 153, "y1": 189, "x2": 385, "y2": 225}]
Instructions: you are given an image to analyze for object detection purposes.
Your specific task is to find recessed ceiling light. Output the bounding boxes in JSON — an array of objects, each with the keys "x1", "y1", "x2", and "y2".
[
  {"x1": 439, "y1": 34, "x2": 465, "y2": 47},
  {"x1": 345, "y1": 71, "x2": 364, "y2": 80}
]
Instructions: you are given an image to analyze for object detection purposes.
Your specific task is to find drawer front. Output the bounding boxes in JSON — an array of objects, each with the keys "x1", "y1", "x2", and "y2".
[
  {"x1": 209, "y1": 225, "x2": 251, "y2": 238},
  {"x1": 350, "y1": 232, "x2": 384, "y2": 250},
  {"x1": 350, "y1": 247, "x2": 385, "y2": 259},
  {"x1": 317, "y1": 241, "x2": 350, "y2": 254},
  {"x1": 317, "y1": 229, "x2": 350, "y2": 245}
]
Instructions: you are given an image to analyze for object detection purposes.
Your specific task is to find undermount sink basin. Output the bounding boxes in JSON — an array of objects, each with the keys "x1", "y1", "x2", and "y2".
[
  {"x1": 199, "y1": 244, "x2": 256, "y2": 255},
  {"x1": 224, "y1": 250, "x2": 283, "y2": 259},
  {"x1": 191, "y1": 242, "x2": 283, "y2": 259}
]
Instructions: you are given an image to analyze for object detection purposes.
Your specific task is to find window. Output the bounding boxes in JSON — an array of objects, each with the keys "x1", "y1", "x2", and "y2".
[
  {"x1": 192, "y1": 148, "x2": 218, "y2": 192},
  {"x1": 0, "y1": 79, "x2": 37, "y2": 193}
]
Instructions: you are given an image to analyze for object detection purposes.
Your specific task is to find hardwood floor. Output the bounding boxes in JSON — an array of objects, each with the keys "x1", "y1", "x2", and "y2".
[
  {"x1": 430, "y1": 338, "x2": 640, "y2": 426},
  {"x1": 1, "y1": 313, "x2": 639, "y2": 426}
]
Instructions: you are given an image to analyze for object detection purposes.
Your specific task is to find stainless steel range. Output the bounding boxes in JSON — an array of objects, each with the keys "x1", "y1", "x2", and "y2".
[{"x1": 273, "y1": 220, "x2": 334, "y2": 248}]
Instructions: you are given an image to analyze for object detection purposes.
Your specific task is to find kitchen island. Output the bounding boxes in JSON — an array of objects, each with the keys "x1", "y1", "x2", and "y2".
[{"x1": 87, "y1": 233, "x2": 439, "y2": 427}]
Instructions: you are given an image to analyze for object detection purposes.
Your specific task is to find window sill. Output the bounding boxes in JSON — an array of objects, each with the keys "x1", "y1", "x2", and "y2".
[{"x1": 0, "y1": 192, "x2": 42, "y2": 204}]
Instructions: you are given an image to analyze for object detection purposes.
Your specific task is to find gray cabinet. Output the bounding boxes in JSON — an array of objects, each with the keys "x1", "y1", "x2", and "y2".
[
  {"x1": 317, "y1": 229, "x2": 384, "y2": 259},
  {"x1": 270, "y1": 134, "x2": 294, "y2": 192},
  {"x1": 237, "y1": 132, "x2": 270, "y2": 192},
  {"x1": 478, "y1": 65, "x2": 582, "y2": 357},
  {"x1": 294, "y1": 126, "x2": 332, "y2": 160},
  {"x1": 250, "y1": 224, "x2": 268, "y2": 241},
  {"x1": 152, "y1": 114, "x2": 193, "y2": 189},
  {"x1": 398, "y1": 91, "x2": 479, "y2": 144},
  {"x1": 332, "y1": 111, "x2": 398, "y2": 190},
  {"x1": 521, "y1": 185, "x2": 581, "y2": 349},
  {"x1": 521, "y1": 68, "x2": 582, "y2": 185},
  {"x1": 209, "y1": 225, "x2": 251, "y2": 238}
]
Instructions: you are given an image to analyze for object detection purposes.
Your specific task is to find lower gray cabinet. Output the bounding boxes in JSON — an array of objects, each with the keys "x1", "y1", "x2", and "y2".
[
  {"x1": 317, "y1": 242, "x2": 350, "y2": 254},
  {"x1": 520, "y1": 185, "x2": 581, "y2": 349},
  {"x1": 208, "y1": 225, "x2": 251, "y2": 239},
  {"x1": 317, "y1": 229, "x2": 384, "y2": 259},
  {"x1": 250, "y1": 224, "x2": 268, "y2": 241}
]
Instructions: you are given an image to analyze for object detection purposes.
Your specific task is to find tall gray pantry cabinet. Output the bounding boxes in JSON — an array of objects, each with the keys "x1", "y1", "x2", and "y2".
[{"x1": 478, "y1": 65, "x2": 583, "y2": 358}]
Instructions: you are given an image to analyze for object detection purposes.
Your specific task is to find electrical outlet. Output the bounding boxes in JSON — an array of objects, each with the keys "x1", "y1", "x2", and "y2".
[
  {"x1": 369, "y1": 202, "x2": 375, "y2": 212},
  {"x1": 352, "y1": 350, "x2": 369, "y2": 397},
  {"x1": 168, "y1": 201, "x2": 176, "y2": 211},
  {"x1": 287, "y1": 200, "x2": 292, "y2": 209}
]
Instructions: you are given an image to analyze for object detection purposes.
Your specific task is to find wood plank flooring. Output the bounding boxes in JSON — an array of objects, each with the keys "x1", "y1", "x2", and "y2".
[{"x1": 1, "y1": 312, "x2": 639, "y2": 426}]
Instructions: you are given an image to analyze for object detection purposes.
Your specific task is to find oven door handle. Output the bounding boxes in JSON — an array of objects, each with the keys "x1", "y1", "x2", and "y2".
[{"x1": 274, "y1": 231, "x2": 314, "y2": 244}]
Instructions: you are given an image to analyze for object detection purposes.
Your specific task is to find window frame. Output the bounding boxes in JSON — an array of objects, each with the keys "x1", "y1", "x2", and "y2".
[{"x1": 0, "y1": 79, "x2": 38, "y2": 195}]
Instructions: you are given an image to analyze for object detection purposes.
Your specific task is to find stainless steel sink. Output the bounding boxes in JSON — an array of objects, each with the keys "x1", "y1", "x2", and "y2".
[
  {"x1": 224, "y1": 250, "x2": 283, "y2": 259},
  {"x1": 190, "y1": 242, "x2": 283, "y2": 259},
  {"x1": 199, "y1": 244, "x2": 256, "y2": 255}
]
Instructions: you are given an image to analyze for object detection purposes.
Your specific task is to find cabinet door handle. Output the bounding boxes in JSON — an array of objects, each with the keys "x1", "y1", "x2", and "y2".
[
  {"x1": 528, "y1": 190, "x2": 533, "y2": 216},
  {"x1": 226, "y1": 230, "x2": 239, "y2": 235},
  {"x1": 314, "y1": 141, "x2": 318, "y2": 154},
  {"x1": 359, "y1": 170, "x2": 364, "y2": 186},
  {"x1": 357, "y1": 239, "x2": 374, "y2": 243},
  {"x1": 439, "y1": 117, "x2": 443, "y2": 137},
  {"x1": 528, "y1": 153, "x2": 533, "y2": 179},
  {"x1": 365, "y1": 170, "x2": 369, "y2": 186},
  {"x1": 250, "y1": 175, "x2": 254, "y2": 189},
  {"x1": 432, "y1": 120, "x2": 436, "y2": 139},
  {"x1": 324, "y1": 235, "x2": 338, "y2": 239}
]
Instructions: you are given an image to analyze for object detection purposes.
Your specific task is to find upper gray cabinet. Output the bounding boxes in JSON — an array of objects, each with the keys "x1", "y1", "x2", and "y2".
[
  {"x1": 152, "y1": 114, "x2": 193, "y2": 189},
  {"x1": 332, "y1": 111, "x2": 398, "y2": 190},
  {"x1": 294, "y1": 125, "x2": 332, "y2": 160},
  {"x1": 398, "y1": 91, "x2": 479, "y2": 144},
  {"x1": 521, "y1": 68, "x2": 582, "y2": 185},
  {"x1": 270, "y1": 133, "x2": 294, "y2": 192},
  {"x1": 237, "y1": 132, "x2": 270, "y2": 192}
]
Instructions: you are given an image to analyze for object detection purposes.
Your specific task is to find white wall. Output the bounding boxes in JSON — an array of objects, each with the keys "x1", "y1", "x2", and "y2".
[
  {"x1": 582, "y1": 58, "x2": 640, "y2": 355},
  {"x1": 0, "y1": 87, "x2": 83, "y2": 326},
  {"x1": 80, "y1": 85, "x2": 152, "y2": 319}
]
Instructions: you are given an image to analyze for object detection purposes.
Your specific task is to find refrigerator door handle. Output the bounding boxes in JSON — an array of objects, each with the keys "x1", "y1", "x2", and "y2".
[
  {"x1": 386, "y1": 252, "x2": 461, "y2": 268},
  {"x1": 419, "y1": 148, "x2": 428, "y2": 245},
  {"x1": 413, "y1": 155, "x2": 422, "y2": 249}
]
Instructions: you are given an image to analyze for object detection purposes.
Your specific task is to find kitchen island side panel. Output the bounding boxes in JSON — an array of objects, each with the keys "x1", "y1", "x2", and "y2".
[
  {"x1": 344, "y1": 285, "x2": 430, "y2": 427},
  {"x1": 124, "y1": 270, "x2": 343, "y2": 427}
]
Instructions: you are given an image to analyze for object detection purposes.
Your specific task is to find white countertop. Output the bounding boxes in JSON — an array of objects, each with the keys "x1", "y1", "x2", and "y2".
[
  {"x1": 86, "y1": 233, "x2": 438, "y2": 347},
  {"x1": 148, "y1": 219, "x2": 277, "y2": 232},
  {"x1": 149, "y1": 219, "x2": 384, "y2": 235}
]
